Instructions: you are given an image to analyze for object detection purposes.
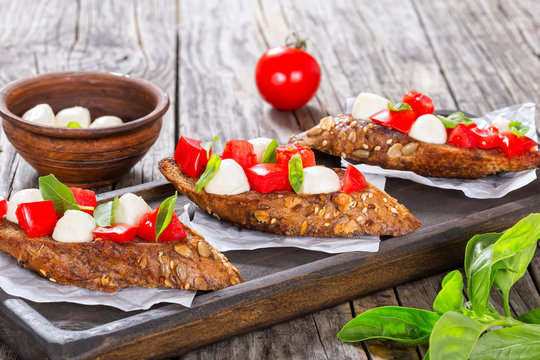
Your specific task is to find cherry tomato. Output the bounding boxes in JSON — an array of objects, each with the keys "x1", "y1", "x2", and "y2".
[
  {"x1": 498, "y1": 133, "x2": 538, "y2": 158},
  {"x1": 16, "y1": 200, "x2": 58, "y2": 238},
  {"x1": 93, "y1": 224, "x2": 138, "y2": 243},
  {"x1": 221, "y1": 140, "x2": 258, "y2": 169},
  {"x1": 0, "y1": 196, "x2": 6, "y2": 218},
  {"x1": 370, "y1": 109, "x2": 392, "y2": 128},
  {"x1": 389, "y1": 108, "x2": 417, "y2": 134},
  {"x1": 276, "y1": 144, "x2": 316, "y2": 168},
  {"x1": 245, "y1": 163, "x2": 292, "y2": 194},
  {"x1": 447, "y1": 124, "x2": 476, "y2": 149},
  {"x1": 470, "y1": 126, "x2": 500, "y2": 149},
  {"x1": 342, "y1": 165, "x2": 367, "y2": 193},
  {"x1": 402, "y1": 91, "x2": 434, "y2": 117},
  {"x1": 174, "y1": 136, "x2": 211, "y2": 178},
  {"x1": 255, "y1": 34, "x2": 321, "y2": 111},
  {"x1": 138, "y1": 208, "x2": 186, "y2": 242},
  {"x1": 69, "y1": 188, "x2": 97, "y2": 215}
]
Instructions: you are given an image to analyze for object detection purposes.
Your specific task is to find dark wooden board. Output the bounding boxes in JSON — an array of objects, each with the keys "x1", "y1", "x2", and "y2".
[{"x1": 0, "y1": 170, "x2": 537, "y2": 359}]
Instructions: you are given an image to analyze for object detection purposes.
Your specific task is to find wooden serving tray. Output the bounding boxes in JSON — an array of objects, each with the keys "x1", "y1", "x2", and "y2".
[{"x1": 0, "y1": 171, "x2": 538, "y2": 359}]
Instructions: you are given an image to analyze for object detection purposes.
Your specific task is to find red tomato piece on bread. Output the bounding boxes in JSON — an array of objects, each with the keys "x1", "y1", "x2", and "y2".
[
  {"x1": 69, "y1": 188, "x2": 97, "y2": 215},
  {"x1": 221, "y1": 140, "x2": 258, "y2": 169},
  {"x1": 93, "y1": 224, "x2": 138, "y2": 243},
  {"x1": 0, "y1": 196, "x2": 6, "y2": 218},
  {"x1": 245, "y1": 163, "x2": 292, "y2": 193},
  {"x1": 342, "y1": 165, "x2": 367, "y2": 193},
  {"x1": 470, "y1": 126, "x2": 500, "y2": 149},
  {"x1": 276, "y1": 144, "x2": 316, "y2": 168},
  {"x1": 175, "y1": 136, "x2": 211, "y2": 178},
  {"x1": 498, "y1": 133, "x2": 537, "y2": 158},
  {"x1": 447, "y1": 124, "x2": 476, "y2": 149},
  {"x1": 402, "y1": 91, "x2": 434, "y2": 117},
  {"x1": 16, "y1": 200, "x2": 58, "y2": 238},
  {"x1": 138, "y1": 209, "x2": 186, "y2": 242}
]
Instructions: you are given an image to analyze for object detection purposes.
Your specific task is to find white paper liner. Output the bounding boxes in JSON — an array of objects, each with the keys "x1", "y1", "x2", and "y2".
[
  {"x1": 0, "y1": 209, "x2": 196, "y2": 312},
  {"x1": 344, "y1": 99, "x2": 538, "y2": 199},
  {"x1": 185, "y1": 173, "x2": 386, "y2": 254}
]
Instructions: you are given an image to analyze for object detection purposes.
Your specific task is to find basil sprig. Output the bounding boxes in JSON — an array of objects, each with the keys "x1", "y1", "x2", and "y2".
[
  {"x1": 338, "y1": 214, "x2": 540, "y2": 360},
  {"x1": 93, "y1": 196, "x2": 119, "y2": 227},
  {"x1": 288, "y1": 154, "x2": 304, "y2": 193},
  {"x1": 38, "y1": 174, "x2": 94, "y2": 214},
  {"x1": 436, "y1": 112, "x2": 474, "y2": 128},
  {"x1": 262, "y1": 139, "x2": 279, "y2": 163},
  {"x1": 155, "y1": 192, "x2": 177, "y2": 242},
  {"x1": 195, "y1": 154, "x2": 221, "y2": 193},
  {"x1": 509, "y1": 121, "x2": 529, "y2": 137},
  {"x1": 388, "y1": 102, "x2": 412, "y2": 112},
  {"x1": 201, "y1": 135, "x2": 219, "y2": 158}
]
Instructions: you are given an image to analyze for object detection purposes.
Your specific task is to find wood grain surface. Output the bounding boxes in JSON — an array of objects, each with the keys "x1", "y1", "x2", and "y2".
[{"x1": 0, "y1": 0, "x2": 538, "y2": 359}]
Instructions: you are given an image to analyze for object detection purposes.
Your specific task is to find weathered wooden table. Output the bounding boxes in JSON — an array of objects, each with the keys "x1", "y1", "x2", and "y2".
[{"x1": 0, "y1": 0, "x2": 538, "y2": 359}]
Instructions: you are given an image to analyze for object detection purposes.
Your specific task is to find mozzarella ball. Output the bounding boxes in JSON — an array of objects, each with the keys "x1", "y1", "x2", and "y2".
[
  {"x1": 492, "y1": 115, "x2": 511, "y2": 133},
  {"x1": 408, "y1": 114, "x2": 447, "y2": 144},
  {"x1": 22, "y1": 104, "x2": 56, "y2": 126},
  {"x1": 113, "y1": 193, "x2": 151, "y2": 226},
  {"x1": 351, "y1": 92, "x2": 390, "y2": 120},
  {"x1": 248, "y1": 138, "x2": 274, "y2": 163},
  {"x1": 52, "y1": 210, "x2": 96, "y2": 243},
  {"x1": 204, "y1": 159, "x2": 250, "y2": 195},
  {"x1": 89, "y1": 116, "x2": 124, "y2": 128},
  {"x1": 6, "y1": 189, "x2": 44, "y2": 223},
  {"x1": 55, "y1": 106, "x2": 91, "y2": 128},
  {"x1": 300, "y1": 166, "x2": 341, "y2": 194}
]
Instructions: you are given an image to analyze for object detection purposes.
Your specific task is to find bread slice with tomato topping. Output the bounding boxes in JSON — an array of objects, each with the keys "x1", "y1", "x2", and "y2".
[
  {"x1": 159, "y1": 157, "x2": 421, "y2": 237},
  {"x1": 289, "y1": 114, "x2": 540, "y2": 178}
]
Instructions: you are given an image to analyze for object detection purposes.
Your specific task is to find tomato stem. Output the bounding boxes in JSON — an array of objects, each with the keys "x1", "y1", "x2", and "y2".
[{"x1": 285, "y1": 31, "x2": 307, "y2": 50}]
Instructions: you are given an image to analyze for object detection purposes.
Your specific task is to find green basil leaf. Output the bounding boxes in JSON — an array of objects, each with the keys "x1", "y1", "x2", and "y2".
[
  {"x1": 464, "y1": 232, "x2": 502, "y2": 279},
  {"x1": 201, "y1": 135, "x2": 219, "y2": 158},
  {"x1": 433, "y1": 270, "x2": 464, "y2": 313},
  {"x1": 436, "y1": 112, "x2": 474, "y2": 129},
  {"x1": 337, "y1": 306, "x2": 440, "y2": 344},
  {"x1": 262, "y1": 139, "x2": 279, "y2": 164},
  {"x1": 517, "y1": 307, "x2": 540, "y2": 324},
  {"x1": 388, "y1": 102, "x2": 412, "y2": 112},
  {"x1": 94, "y1": 196, "x2": 119, "y2": 227},
  {"x1": 38, "y1": 174, "x2": 89, "y2": 214},
  {"x1": 155, "y1": 192, "x2": 177, "y2": 242},
  {"x1": 509, "y1": 121, "x2": 530, "y2": 138},
  {"x1": 423, "y1": 350, "x2": 430, "y2": 360},
  {"x1": 195, "y1": 154, "x2": 221, "y2": 193},
  {"x1": 288, "y1": 154, "x2": 303, "y2": 193},
  {"x1": 67, "y1": 121, "x2": 81, "y2": 128},
  {"x1": 491, "y1": 214, "x2": 540, "y2": 265},
  {"x1": 469, "y1": 324, "x2": 540, "y2": 359}
]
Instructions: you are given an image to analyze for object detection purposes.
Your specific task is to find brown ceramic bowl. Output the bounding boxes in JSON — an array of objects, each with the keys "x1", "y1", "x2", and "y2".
[{"x1": 0, "y1": 72, "x2": 169, "y2": 188}]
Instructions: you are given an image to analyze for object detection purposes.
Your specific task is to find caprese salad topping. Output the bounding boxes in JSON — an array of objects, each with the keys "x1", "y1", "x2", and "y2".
[
  {"x1": 352, "y1": 91, "x2": 537, "y2": 157},
  {"x1": 174, "y1": 136, "x2": 367, "y2": 196}
]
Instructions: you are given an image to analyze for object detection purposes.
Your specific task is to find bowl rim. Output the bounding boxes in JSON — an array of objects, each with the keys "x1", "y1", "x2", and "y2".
[{"x1": 0, "y1": 71, "x2": 170, "y2": 139}]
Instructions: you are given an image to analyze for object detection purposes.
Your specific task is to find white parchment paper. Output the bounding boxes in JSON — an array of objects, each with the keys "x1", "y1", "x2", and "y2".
[
  {"x1": 186, "y1": 173, "x2": 386, "y2": 254},
  {"x1": 345, "y1": 100, "x2": 538, "y2": 199}
]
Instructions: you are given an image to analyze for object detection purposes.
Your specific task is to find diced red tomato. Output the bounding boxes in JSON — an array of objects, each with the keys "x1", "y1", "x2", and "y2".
[
  {"x1": 15, "y1": 200, "x2": 58, "y2": 238},
  {"x1": 498, "y1": 133, "x2": 538, "y2": 158},
  {"x1": 0, "y1": 196, "x2": 6, "y2": 218},
  {"x1": 137, "y1": 209, "x2": 187, "y2": 242},
  {"x1": 447, "y1": 124, "x2": 476, "y2": 149},
  {"x1": 389, "y1": 108, "x2": 417, "y2": 134},
  {"x1": 245, "y1": 164, "x2": 292, "y2": 193},
  {"x1": 276, "y1": 144, "x2": 316, "y2": 168},
  {"x1": 342, "y1": 165, "x2": 367, "y2": 193},
  {"x1": 471, "y1": 126, "x2": 500, "y2": 149},
  {"x1": 402, "y1": 91, "x2": 434, "y2": 117},
  {"x1": 370, "y1": 109, "x2": 392, "y2": 128},
  {"x1": 69, "y1": 188, "x2": 97, "y2": 215},
  {"x1": 174, "y1": 136, "x2": 211, "y2": 178},
  {"x1": 93, "y1": 224, "x2": 138, "y2": 243},
  {"x1": 221, "y1": 140, "x2": 258, "y2": 169},
  {"x1": 445, "y1": 123, "x2": 477, "y2": 137}
]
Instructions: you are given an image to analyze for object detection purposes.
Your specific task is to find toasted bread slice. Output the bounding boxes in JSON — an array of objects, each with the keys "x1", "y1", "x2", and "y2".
[
  {"x1": 159, "y1": 157, "x2": 421, "y2": 237},
  {"x1": 0, "y1": 218, "x2": 242, "y2": 293},
  {"x1": 289, "y1": 114, "x2": 540, "y2": 178}
]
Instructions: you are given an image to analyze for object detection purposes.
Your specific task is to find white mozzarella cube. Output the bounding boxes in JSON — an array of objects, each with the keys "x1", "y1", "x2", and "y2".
[
  {"x1": 22, "y1": 104, "x2": 56, "y2": 126},
  {"x1": 6, "y1": 189, "x2": 44, "y2": 223},
  {"x1": 351, "y1": 92, "x2": 391, "y2": 120},
  {"x1": 113, "y1": 193, "x2": 152, "y2": 226},
  {"x1": 52, "y1": 210, "x2": 96, "y2": 243},
  {"x1": 408, "y1": 114, "x2": 447, "y2": 144},
  {"x1": 204, "y1": 159, "x2": 250, "y2": 195},
  {"x1": 55, "y1": 106, "x2": 91, "y2": 128},
  {"x1": 300, "y1": 166, "x2": 341, "y2": 194},
  {"x1": 248, "y1": 137, "x2": 274, "y2": 163},
  {"x1": 492, "y1": 115, "x2": 511, "y2": 133},
  {"x1": 89, "y1": 116, "x2": 124, "y2": 128}
]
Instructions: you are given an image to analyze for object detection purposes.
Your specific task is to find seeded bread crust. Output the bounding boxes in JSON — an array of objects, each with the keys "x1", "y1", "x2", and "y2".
[
  {"x1": 289, "y1": 114, "x2": 540, "y2": 178},
  {"x1": 159, "y1": 157, "x2": 421, "y2": 237},
  {"x1": 0, "y1": 218, "x2": 242, "y2": 293}
]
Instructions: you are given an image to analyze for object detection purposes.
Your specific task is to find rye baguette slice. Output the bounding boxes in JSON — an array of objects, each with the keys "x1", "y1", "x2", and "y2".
[
  {"x1": 289, "y1": 114, "x2": 540, "y2": 178},
  {"x1": 159, "y1": 157, "x2": 421, "y2": 237},
  {"x1": 0, "y1": 218, "x2": 242, "y2": 293}
]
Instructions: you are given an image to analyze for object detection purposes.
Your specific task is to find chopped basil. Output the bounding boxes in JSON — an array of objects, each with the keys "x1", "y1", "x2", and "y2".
[
  {"x1": 388, "y1": 102, "x2": 412, "y2": 112},
  {"x1": 38, "y1": 174, "x2": 94, "y2": 214},
  {"x1": 262, "y1": 139, "x2": 279, "y2": 163},
  {"x1": 509, "y1": 121, "x2": 529, "y2": 137},
  {"x1": 67, "y1": 121, "x2": 81, "y2": 128},
  {"x1": 195, "y1": 154, "x2": 221, "y2": 193},
  {"x1": 155, "y1": 192, "x2": 177, "y2": 242},
  {"x1": 288, "y1": 154, "x2": 304, "y2": 193},
  {"x1": 94, "y1": 196, "x2": 119, "y2": 227},
  {"x1": 201, "y1": 135, "x2": 219, "y2": 158},
  {"x1": 436, "y1": 112, "x2": 474, "y2": 128}
]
